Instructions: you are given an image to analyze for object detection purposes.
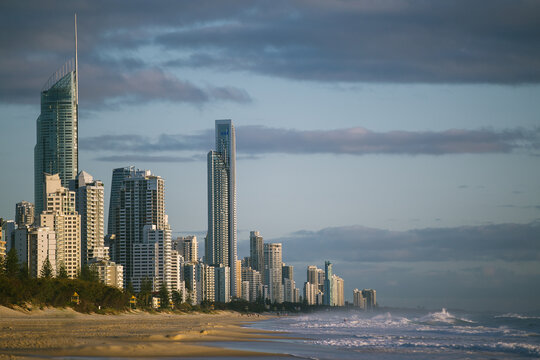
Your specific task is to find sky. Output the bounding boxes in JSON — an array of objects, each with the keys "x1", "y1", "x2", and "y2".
[{"x1": 1, "y1": 0, "x2": 539, "y2": 311}]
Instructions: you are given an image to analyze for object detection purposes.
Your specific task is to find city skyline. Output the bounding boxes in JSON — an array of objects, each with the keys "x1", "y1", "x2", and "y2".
[{"x1": 1, "y1": 1, "x2": 539, "y2": 311}]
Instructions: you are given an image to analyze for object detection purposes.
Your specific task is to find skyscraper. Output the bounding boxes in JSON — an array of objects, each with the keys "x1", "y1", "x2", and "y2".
[
  {"x1": 110, "y1": 169, "x2": 165, "y2": 287},
  {"x1": 207, "y1": 119, "x2": 237, "y2": 298},
  {"x1": 71, "y1": 171, "x2": 105, "y2": 265},
  {"x1": 107, "y1": 166, "x2": 146, "y2": 235},
  {"x1": 264, "y1": 243, "x2": 283, "y2": 303},
  {"x1": 34, "y1": 17, "x2": 79, "y2": 217},
  {"x1": 15, "y1": 201, "x2": 35, "y2": 228},
  {"x1": 250, "y1": 231, "x2": 264, "y2": 273},
  {"x1": 324, "y1": 261, "x2": 333, "y2": 306},
  {"x1": 40, "y1": 174, "x2": 81, "y2": 278}
]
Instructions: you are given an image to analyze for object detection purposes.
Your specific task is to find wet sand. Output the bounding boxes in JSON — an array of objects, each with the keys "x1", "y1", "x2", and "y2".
[{"x1": 0, "y1": 306, "x2": 289, "y2": 359}]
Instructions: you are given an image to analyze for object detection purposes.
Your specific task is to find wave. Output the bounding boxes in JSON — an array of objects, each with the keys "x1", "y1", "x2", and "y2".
[
  {"x1": 417, "y1": 308, "x2": 475, "y2": 325},
  {"x1": 313, "y1": 338, "x2": 540, "y2": 357},
  {"x1": 495, "y1": 313, "x2": 540, "y2": 320}
]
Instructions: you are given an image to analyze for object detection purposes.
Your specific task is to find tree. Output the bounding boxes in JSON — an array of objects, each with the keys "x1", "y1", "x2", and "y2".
[
  {"x1": 18, "y1": 263, "x2": 29, "y2": 280},
  {"x1": 158, "y1": 282, "x2": 169, "y2": 309},
  {"x1": 126, "y1": 280, "x2": 134, "y2": 295},
  {"x1": 171, "y1": 290, "x2": 182, "y2": 308},
  {"x1": 139, "y1": 278, "x2": 152, "y2": 307},
  {"x1": 40, "y1": 257, "x2": 53, "y2": 278},
  {"x1": 5, "y1": 248, "x2": 19, "y2": 278},
  {"x1": 79, "y1": 264, "x2": 99, "y2": 282},
  {"x1": 58, "y1": 262, "x2": 68, "y2": 279}
]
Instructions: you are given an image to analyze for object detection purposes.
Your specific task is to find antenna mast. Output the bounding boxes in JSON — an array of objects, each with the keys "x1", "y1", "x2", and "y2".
[{"x1": 75, "y1": 13, "x2": 78, "y2": 105}]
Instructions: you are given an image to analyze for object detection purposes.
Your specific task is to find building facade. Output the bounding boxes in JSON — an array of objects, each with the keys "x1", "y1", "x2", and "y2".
[
  {"x1": 71, "y1": 171, "x2": 106, "y2": 265},
  {"x1": 15, "y1": 201, "x2": 35, "y2": 228},
  {"x1": 207, "y1": 119, "x2": 238, "y2": 298},
  {"x1": 249, "y1": 231, "x2": 264, "y2": 273},
  {"x1": 40, "y1": 174, "x2": 81, "y2": 278},
  {"x1": 264, "y1": 243, "x2": 283, "y2": 303}
]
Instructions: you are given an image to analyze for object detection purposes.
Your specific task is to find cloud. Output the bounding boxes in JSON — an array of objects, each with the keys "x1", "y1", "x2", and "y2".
[
  {"x1": 158, "y1": 1, "x2": 540, "y2": 84},
  {"x1": 275, "y1": 221, "x2": 540, "y2": 263},
  {"x1": 2, "y1": 1, "x2": 540, "y2": 107},
  {"x1": 93, "y1": 154, "x2": 205, "y2": 163},
  {"x1": 80, "y1": 126, "x2": 540, "y2": 159}
]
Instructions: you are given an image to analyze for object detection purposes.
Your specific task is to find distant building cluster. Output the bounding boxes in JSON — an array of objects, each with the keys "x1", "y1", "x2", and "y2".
[{"x1": 0, "y1": 19, "x2": 379, "y2": 308}]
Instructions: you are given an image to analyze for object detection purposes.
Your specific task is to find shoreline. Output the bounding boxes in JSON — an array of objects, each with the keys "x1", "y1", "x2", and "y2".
[{"x1": 0, "y1": 306, "x2": 290, "y2": 359}]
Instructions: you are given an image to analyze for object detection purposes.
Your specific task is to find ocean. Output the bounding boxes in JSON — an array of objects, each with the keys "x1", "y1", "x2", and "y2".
[{"x1": 214, "y1": 308, "x2": 540, "y2": 359}]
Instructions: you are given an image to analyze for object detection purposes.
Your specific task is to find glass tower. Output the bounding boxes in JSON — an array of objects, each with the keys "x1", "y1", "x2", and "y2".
[
  {"x1": 207, "y1": 119, "x2": 238, "y2": 298},
  {"x1": 34, "y1": 16, "x2": 78, "y2": 217},
  {"x1": 34, "y1": 62, "x2": 78, "y2": 217}
]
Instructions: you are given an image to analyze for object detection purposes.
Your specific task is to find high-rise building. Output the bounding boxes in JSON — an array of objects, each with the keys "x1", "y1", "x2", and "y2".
[
  {"x1": 323, "y1": 261, "x2": 333, "y2": 306},
  {"x1": 1, "y1": 220, "x2": 16, "y2": 253},
  {"x1": 107, "y1": 166, "x2": 146, "y2": 235},
  {"x1": 29, "y1": 227, "x2": 57, "y2": 278},
  {"x1": 307, "y1": 265, "x2": 319, "y2": 289},
  {"x1": 362, "y1": 289, "x2": 377, "y2": 310},
  {"x1": 241, "y1": 266, "x2": 262, "y2": 302},
  {"x1": 173, "y1": 236, "x2": 198, "y2": 263},
  {"x1": 15, "y1": 201, "x2": 35, "y2": 228},
  {"x1": 0, "y1": 219, "x2": 5, "y2": 259},
  {"x1": 264, "y1": 243, "x2": 283, "y2": 303},
  {"x1": 91, "y1": 259, "x2": 123, "y2": 289},
  {"x1": 332, "y1": 275, "x2": 345, "y2": 306},
  {"x1": 214, "y1": 264, "x2": 231, "y2": 303},
  {"x1": 109, "y1": 170, "x2": 165, "y2": 287},
  {"x1": 304, "y1": 282, "x2": 317, "y2": 305},
  {"x1": 34, "y1": 17, "x2": 79, "y2": 217},
  {"x1": 353, "y1": 289, "x2": 366, "y2": 309},
  {"x1": 131, "y1": 224, "x2": 171, "y2": 292},
  {"x1": 71, "y1": 171, "x2": 106, "y2": 265},
  {"x1": 282, "y1": 264, "x2": 294, "y2": 283},
  {"x1": 207, "y1": 119, "x2": 237, "y2": 298},
  {"x1": 249, "y1": 231, "x2": 264, "y2": 273},
  {"x1": 40, "y1": 174, "x2": 81, "y2": 278}
]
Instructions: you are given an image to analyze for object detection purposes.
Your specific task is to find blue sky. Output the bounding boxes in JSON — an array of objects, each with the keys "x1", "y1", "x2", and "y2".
[{"x1": 1, "y1": 0, "x2": 539, "y2": 311}]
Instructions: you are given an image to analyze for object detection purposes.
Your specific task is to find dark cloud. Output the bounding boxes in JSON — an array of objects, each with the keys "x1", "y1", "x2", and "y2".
[
  {"x1": 94, "y1": 154, "x2": 204, "y2": 163},
  {"x1": 80, "y1": 126, "x2": 540, "y2": 158},
  {"x1": 2, "y1": 0, "x2": 540, "y2": 107},
  {"x1": 276, "y1": 221, "x2": 540, "y2": 263}
]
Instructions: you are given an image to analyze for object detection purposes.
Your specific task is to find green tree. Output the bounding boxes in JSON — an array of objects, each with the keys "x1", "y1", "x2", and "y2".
[
  {"x1": 79, "y1": 264, "x2": 99, "y2": 282},
  {"x1": 139, "y1": 278, "x2": 152, "y2": 307},
  {"x1": 40, "y1": 256, "x2": 53, "y2": 278},
  {"x1": 18, "y1": 263, "x2": 29, "y2": 280},
  {"x1": 158, "y1": 282, "x2": 169, "y2": 309},
  {"x1": 171, "y1": 290, "x2": 182, "y2": 308},
  {"x1": 58, "y1": 262, "x2": 68, "y2": 278},
  {"x1": 126, "y1": 280, "x2": 134, "y2": 295},
  {"x1": 5, "y1": 248, "x2": 19, "y2": 277},
  {"x1": 0, "y1": 255, "x2": 5, "y2": 277}
]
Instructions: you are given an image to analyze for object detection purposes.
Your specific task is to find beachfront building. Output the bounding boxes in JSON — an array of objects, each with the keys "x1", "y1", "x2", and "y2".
[
  {"x1": 71, "y1": 171, "x2": 107, "y2": 265},
  {"x1": 353, "y1": 289, "x2": 366, "y2": 309},
  {"x1": 264, "y1": 243, "x2": 283, "y2": 303},
  {"x1": 91, "y1": 259, "x2": 123, "y2": 289},
  {"x1": 15, "y1": 201, "x2": 35, "y2": 228},
  {"x1": 109, "y1": 169, "x2": 166, "y2": 288},
  {"x1": 40, "y1": 174, "x2": 81, "y2": 278},
  {"x1": 249, "y1": 231, "x2": 264, "y2": 273},
  {"x1": 34, "y1": 37, "x2": 79, "y2": 217},
  {"x1": 206, "y1": 119, "x2": 238, "y2": 299}
]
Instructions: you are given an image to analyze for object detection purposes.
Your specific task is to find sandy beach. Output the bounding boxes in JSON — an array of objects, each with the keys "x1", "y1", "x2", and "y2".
[{"x1": 0, "y1": 306, "x2": 288, "y2": 359}]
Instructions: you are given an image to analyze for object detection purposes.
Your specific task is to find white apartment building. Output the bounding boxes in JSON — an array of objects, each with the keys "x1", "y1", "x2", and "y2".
[
  {"x1": 40, "y1": 174, "x2": 81, "y2": 278},
  {"x1": 264, "y1": 243, "x2": 283, "y2": 303}
]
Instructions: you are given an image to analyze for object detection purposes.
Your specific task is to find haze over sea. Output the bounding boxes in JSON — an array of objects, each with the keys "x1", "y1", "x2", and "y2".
[{"x1": 208, "y1": 308, "x2": 540, "y2": 359}]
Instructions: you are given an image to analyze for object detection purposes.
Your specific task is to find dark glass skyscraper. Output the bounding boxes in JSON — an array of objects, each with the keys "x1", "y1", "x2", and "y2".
[
  {"x1": 207, "y1": 119, "x2": 238, "y2": 298},
  {"x1": 34, "y1": 17, "x2": 78, "y2": 216}
]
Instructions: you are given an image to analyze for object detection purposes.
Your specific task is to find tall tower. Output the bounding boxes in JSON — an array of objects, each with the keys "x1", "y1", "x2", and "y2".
[
  {"x1": 250, "y1": 231, "x2": 264, "y2": 273},
  {"x1": 264, "y1": 243, "x2": 283, "y2": 303},
  {"x1": 324, "y1": 261, "x2": 333, "y2": 306},
  {"x1": 108, "y1": 166, "x2": 146, "y2": 235},
  {"x1": 34, "y1": 16, "x2": 79, "y2": 217},
  {"x1": 71, "y1": 171, "x2": 105, "y2": 265},
  {"x1": 111, "y1": 170, "x2": 165, "y2": 287},
  {"x1": 207, "y1": 119, "x2": 237, "y2": 298}
]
